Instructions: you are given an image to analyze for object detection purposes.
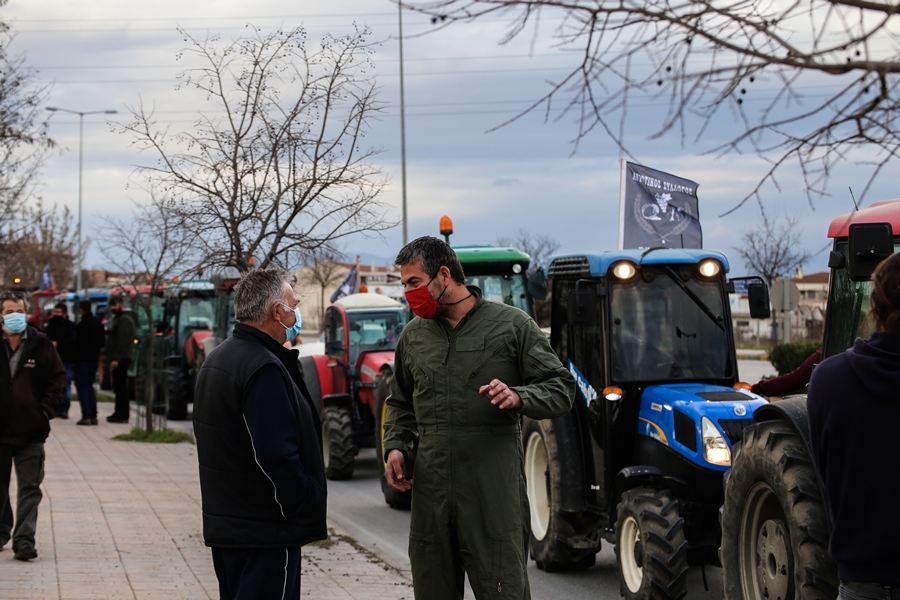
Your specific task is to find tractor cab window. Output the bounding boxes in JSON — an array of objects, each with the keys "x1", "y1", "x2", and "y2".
[
  {"x1": 325, "y1": 308, "x2": 345, "y2": 348},
  {"x1": 610, "y1": 268, "x2": 731, "y2": 382},
  {"x1": 466, "y1": 274, "x2": 529, "y2": 313},
  {"x1": 346, "y1": 309, "x2": 407, "y2": 366},
  {"x1": 176, "y1": 297, "x2": 214, "y2": 348}
]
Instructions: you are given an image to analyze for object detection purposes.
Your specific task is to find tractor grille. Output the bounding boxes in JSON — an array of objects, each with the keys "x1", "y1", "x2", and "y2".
[
  {"x1": 718, "y1": 419, "x2": 753, "y2": 446},
  {"x1": 674, "y1": 409, "x2": 697, "y2": 452},
  {"x1": 548, "y1": 256, "x2": 591, "y2": 278}
]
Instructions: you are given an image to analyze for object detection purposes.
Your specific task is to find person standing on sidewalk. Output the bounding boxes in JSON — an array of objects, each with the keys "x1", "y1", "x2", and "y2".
[
  {"x1": 194, "y1": 269, "x2": 326, "y2": 599},
  {"x1": 44, "y1": 303, "x2": 76, "y2": 419},
  {"x1": 808, "y1": 252, "x2": 900, "y2": 599},
  {"x1": 73, "y1": 301, "x2": 104, "y2": 426},
  {"x1": 104, "y1": 296, "x2": 136, "y2": 424},
  {"x1": 0, "y1": 291, "x2": 66, "y2": 561},
  {"x1": 383, "y1": 237, "x2": 576, "y2": 600}
]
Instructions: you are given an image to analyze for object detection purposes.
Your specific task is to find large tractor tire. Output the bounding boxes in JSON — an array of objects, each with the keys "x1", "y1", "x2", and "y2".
[
  {"x1": 166, "y1": 365, "x2": 191, "y2": 421},
  {"x1": 720, "y1": 420, "x2": 838, "y2": 600},
  {"x1": 322, "y1": 406, "x2": 355, "y2": 481},
  {"x1": 615, "y1": 487, "x2": 688, "y2": 600},
  {"x1": 298, "y1": 356, "x2": 322, "y2": 422},
  {"x1": 523, "y1": 417, "x2": 597, "y2": 572},
  {"x1": 374, "y1": 369, "x2": 412, "y2": 510}
]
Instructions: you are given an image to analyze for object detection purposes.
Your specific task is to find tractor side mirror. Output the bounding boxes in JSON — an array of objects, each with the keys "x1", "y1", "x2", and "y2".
[
  {"x1": 325, "y1": 340, "x2": 345, "y2": 356},
  {"x1": 527, "y1": 269, "x2": 548, "y2": 301},
  {"x1": 567, "y1": 280, "x2": 598, "y2": 326},
  {"x1": 747, "y1": 283, "x2": 771, "y2": 319},
  {"x1": 848, "y1": 222, "x2": 894, "y2": 282}
]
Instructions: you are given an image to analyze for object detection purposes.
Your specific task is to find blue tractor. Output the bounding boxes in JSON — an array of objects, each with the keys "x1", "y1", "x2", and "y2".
[{"x1": 524, "y1": 248, "x2": 770, "y2": 599}]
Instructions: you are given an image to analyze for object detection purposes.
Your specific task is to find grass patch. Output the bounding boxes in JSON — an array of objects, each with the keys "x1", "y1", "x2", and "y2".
[
  {"x1": 71, "y1": 392, "x2": 115, "y2": 403},
  {"x1": 112, "y1": 427, "x2": 194, "y2": 444}
]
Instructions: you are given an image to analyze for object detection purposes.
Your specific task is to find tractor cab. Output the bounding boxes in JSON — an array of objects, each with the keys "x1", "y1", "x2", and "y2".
[
  {"x1": 325, "y1": 293, "x2": 407, "y2": 373},
  {"x1": 453, "y1": 245, "x2": 533, "y2": 317}
]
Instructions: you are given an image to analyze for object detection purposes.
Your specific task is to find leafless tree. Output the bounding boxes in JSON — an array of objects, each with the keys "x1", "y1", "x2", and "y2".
[
  {"x1": 1, "y1": 200, "x2": 78, "y2": 289},
  {"x1": 96, "y1": 190, "x2": 199, "y2": 433},
  {"x1": 733, "y1": 214, "x2": 812, "y2": 288},
  {"x1": 301, "y1": 248, "x2": 348, "y2": 331},
  {"x1": 403, "y1": 0, "x2": 900, "y2": 211},
  {"x1": 120, "y1": 25, "x2": 391, "y2": 275},
  {"x1": 497, "y1": 228, "x2": 561, "y2": 275}
]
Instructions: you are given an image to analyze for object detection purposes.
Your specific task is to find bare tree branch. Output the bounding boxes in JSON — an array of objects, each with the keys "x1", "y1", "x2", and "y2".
[{"x1": 733, "y1": 214, "x2": 813, "y2": 288}]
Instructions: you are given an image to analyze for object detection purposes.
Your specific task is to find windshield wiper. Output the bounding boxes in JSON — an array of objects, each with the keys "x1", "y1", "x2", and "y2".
[{"x1": 663, "y1": 266, "x2": 725, "y2": 331}]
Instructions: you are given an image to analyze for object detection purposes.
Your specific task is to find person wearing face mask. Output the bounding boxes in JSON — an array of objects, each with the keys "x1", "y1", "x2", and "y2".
[
  {"x1": 382, "y1": 236, "x2": 576, "y2": 600},
  {"x1": 0, "y1": 292, "x2": 66, "y2": 561},
  {"x1": 104, "y1": 296, "x2": 137, "y2": 423},
  {"x1": 193, "y1": 268, "x2": 325, "y2": 599}
]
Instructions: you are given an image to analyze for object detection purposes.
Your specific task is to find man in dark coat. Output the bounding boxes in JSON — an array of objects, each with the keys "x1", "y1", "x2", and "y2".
[
  {"x1": 194, "y1": 268, "x2": 326, "y2": 599},
  {"x1": 0, "y1": 292, "x2": 67, "y2": 561},
  {"x1": 73, "y1": 301, "x2": 105, "y2": 426},
  {"x1": 104, "y1": 296, "x2": 136, "y2": 423},
  {"x1": 44, "y1": 302, "x2": 76, "y2": 419}
]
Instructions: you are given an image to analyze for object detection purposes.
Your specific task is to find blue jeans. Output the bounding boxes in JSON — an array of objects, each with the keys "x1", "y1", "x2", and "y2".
[
  {"x1": 74, "y1": 360, "x2": 98, "y2": 420},
  {"x1": 58, "y1": 361, "x2": 74, "y2": 415},
  {"x1": 840, "y1": 582, "x2": 900, "y2": 600}
]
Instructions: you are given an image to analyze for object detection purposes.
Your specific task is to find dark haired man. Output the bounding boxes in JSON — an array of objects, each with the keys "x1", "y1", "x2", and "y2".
[
  {"x1": 0, "y1": 292, "x2": 66, "y2": 561},
  {"x1": 44, "y1": 303, "x2": 76, "y2": 419},
  {"x1": 105, "y1": 296, "x2": 136, "y2": 423},
  {"x1": 73, "y1": 301, "x2": 105, "y2": 425},
  {"x1": 194, "y1": 268, "x2": 326, "y2": 599},
  {"x1": 383, "y1": 236, "x2": 575, "y2": 599}
]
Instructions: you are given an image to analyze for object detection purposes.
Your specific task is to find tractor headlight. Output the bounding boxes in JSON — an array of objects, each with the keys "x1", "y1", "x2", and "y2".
[
  {"x1": 611, "y1": 261, "x2": 637, "y2": 280},
  {"x1": 698, "y1": 259, "x2": 721, "y2": 277},
  {"x1": 512, "y1": 263, "x2": 523, "y2": 274},
  {"x1": 701, "y1": 417, "x2": 731, "y2": 466}
]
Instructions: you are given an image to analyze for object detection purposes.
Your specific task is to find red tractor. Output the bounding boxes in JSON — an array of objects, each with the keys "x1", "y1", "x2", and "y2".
[{"x1": 299, "y1": 293, "x2": 407, "y2": 496}]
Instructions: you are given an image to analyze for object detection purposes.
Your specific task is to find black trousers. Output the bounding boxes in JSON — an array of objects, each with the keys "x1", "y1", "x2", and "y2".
[
  {"x1": 212, "y1": 547, "x2": 301, "y2": 600},
  {"x1": 111, "y1": 359, "x2": 132, "y2": 420},
  {"x1": 0, "y1": 443, "x2": 44, "y2": 551}
]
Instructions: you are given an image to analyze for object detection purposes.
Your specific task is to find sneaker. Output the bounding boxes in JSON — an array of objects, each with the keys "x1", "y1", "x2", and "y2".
[
  {"x1": 76, "y1": 418, "x2": 97, "y2": 426},
  {"x1": 106, "y1": 415, "x2": 128, "y2": 423},
  {"x1": 90, "y1": 418, "x2": 98, "y2": 426},
  {"x1": 13, "y1": 546, "x2": 37, "y2": 561},
  {"x1": 56, "y1": 411, "x2": 69, "y2": 419}
]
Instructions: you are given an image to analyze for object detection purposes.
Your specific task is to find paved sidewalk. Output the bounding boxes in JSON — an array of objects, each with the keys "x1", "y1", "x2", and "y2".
[{"x1": 0, "y1": 401, "x2": 413, "y2": 599}]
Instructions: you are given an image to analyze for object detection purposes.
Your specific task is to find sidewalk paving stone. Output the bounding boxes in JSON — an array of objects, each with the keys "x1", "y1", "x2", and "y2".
[{"x1": 0, "y1": 401, "x2": 412, "y2": 599}]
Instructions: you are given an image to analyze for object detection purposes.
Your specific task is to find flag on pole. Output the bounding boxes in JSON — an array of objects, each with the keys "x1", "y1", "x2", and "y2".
[
  {"x1": 618, "y1": 160, "x2": 703, "y2": 249},
  {"x1": 330, "y1": 266, "x2": 358, "y2": 303},
  {"x1": 38, "y1": 264, "x2": 53, "y2": 290}
]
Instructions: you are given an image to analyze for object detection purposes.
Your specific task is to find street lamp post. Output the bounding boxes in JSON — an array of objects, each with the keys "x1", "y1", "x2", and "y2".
[{"x1": 45, "y1": 106, "x2": 117, "y2": 295}]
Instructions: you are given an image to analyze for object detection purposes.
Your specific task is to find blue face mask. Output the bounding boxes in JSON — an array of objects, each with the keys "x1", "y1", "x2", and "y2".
[
  {"x1": 3, "y1": 312, "x2": 27, "y2": 334},
  {"x1": 278, "y1": 303, "x2": 302, "y2": 343}
]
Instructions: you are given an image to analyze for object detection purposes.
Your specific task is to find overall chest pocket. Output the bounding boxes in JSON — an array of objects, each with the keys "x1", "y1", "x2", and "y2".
[{"x1": 464, "y1": 337, "x2": 513, "y2": 383}]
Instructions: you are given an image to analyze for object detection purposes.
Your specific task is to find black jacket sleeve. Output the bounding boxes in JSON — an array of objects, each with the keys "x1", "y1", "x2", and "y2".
[{"x1": 242, "y1": 364, "x2": 324, "y2": 519}]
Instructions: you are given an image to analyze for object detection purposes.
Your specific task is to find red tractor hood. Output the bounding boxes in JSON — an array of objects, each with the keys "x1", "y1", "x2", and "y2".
[{"x1": 358, "y1": 351, "x2": 395, "y2": 384}]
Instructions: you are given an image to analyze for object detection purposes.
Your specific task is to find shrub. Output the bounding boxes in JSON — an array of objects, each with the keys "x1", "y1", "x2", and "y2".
[{"x1": 768, "y1": 342, "x2": 822, "y2": 375}]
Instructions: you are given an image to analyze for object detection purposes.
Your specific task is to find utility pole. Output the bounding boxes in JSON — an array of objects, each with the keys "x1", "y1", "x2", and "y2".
[{"x1": 398, "y1": 2, "x2": 409, "y2": 246}]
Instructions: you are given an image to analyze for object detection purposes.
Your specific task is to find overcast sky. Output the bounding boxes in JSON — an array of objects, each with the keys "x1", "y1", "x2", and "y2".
[{"x1": 4, "y1": 1, "x2": 892, "y2": 275}]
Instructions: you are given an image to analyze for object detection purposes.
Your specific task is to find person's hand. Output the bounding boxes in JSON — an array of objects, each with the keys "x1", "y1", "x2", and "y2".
[
  {"x1": 52, "y1": 341, "x2": 57, "y2": 347},
  {"x1": 385, "y1": 449, "x2": 413, "y2": 492},
  {"x1": 479, "y1": 379, "x2": 522, "y2": 410},
  {"x1": 110, "y1": 360, "x2": 119, "y2": 371}
]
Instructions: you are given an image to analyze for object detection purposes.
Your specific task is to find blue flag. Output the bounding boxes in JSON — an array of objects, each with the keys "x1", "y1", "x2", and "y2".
[
  {"x1": 618, "y1": 161, "x2": 703, "y2": 249},
  {"x1": 330, "y1": 266, "x2": 358, "y2": 303},
  {"x1": 39, "y1": 264, "x2": 53, "y2": 290}
]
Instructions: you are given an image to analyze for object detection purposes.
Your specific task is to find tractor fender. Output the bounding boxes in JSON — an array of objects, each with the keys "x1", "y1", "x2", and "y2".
[
  {"x1": 322, "y1": 393, "x2": 353, "y2": 411},
  {"x1": 751, "y1": 395, "x2": 811, "y2": 452},
  {"x1": 608, "y1": 466, "x2": 689, "y2": 532},
  {"x1": 185, "y1": 330, "x2": 213, "y2": 366},
  {"x1": 309, "y1": 354, "x2": 335, "y2": 399}
]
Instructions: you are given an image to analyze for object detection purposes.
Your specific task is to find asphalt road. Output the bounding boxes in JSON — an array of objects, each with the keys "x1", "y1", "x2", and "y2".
[{"x1": 325, "y1": 360, "x2": 777, "y2": 599}]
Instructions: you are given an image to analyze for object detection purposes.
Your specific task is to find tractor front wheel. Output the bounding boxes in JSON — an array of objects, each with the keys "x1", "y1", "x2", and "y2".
[
  {"x1": 166, "y1": 365, "x2": 191, "y2": 421},
  {"x1": 615, "y1": 487, "x2": 688, "y2": 600},
  {"x1": 322, "y1": 406, "x2": 355, "y2": 480}
]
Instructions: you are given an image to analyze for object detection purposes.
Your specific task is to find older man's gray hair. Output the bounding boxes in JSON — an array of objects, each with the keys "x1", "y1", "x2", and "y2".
[{"x1": 234, "y1": 268, "x2": 294, "y2": 322}]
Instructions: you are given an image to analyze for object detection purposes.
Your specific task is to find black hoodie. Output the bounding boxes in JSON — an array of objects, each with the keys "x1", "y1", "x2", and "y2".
[{"x1": 808, "y1": 331, "x2": 900, "y2": 585}]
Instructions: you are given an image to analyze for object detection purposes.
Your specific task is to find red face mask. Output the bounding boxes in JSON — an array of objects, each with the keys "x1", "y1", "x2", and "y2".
[{"x1": 405, "y1": 277, "x2": 441, "y2": 319}]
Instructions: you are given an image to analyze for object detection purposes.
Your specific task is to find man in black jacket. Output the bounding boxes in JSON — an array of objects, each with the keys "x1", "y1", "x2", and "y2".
[
  {"x1": 105, "y1": 296, "x2": 136, "y2": 423},
  {"x1": 73, "y1": 301, "x2": 105, "y2": 426},
  {"x1": 44, "y1": 303, "x2": 76, "y2": 419},
  {"x1": 0, "y1": 292, "x2": 66, "y2": 561},
  {"x1": 194, "y1": 269, "x2": 326, "y2": 599}
]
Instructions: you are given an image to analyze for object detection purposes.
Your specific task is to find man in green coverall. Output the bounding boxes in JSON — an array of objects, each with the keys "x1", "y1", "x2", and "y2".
[{"x1": 383, "y1": 237, "x2": 575, "y2": 600}]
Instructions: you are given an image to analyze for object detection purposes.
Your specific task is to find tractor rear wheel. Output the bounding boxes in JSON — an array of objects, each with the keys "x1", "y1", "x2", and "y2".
[
  {"x1": 298, "y1": 357, "x2": 322, "y2": 422},
  {"x1": 615, "y1": 487, "x2": 688, "y2": 600},
  {"x1": 524, "y1": 417, "x2": 596, "y2": 572},
  {"x1": 374, "y1": 369, "x2": 411, "y2": 510},
  {"x1": 166, "y1": 365, "x2": 191, "y2": 421},
  {"x1": 322, "y1": 406, "x2": 355, "y2": 480},
  {"x1": 720, "y1": 420, "x2": 837, "y2": 600}
]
